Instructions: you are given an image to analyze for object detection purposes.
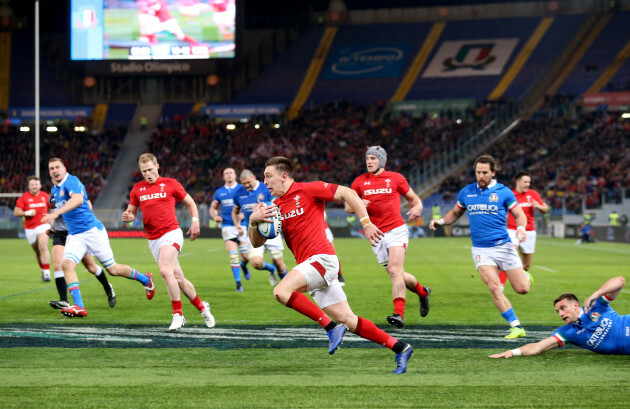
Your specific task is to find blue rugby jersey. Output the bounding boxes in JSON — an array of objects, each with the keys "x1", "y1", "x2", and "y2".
[
  {"x1": 232, "y1": 181, "x2": 272, "y2": 226},
  {"x1": 50, "y1": 173, "x2": 103, "y2": 235},
  {"x1": 213, "y1": 184, "x2": 245, "y2": 227},
  {"x1": 456, "y1": 180, "x2": 517, "y2": 247},
  {"x1": 553, "y1": 295, "x2": 630, "y2": 355}
]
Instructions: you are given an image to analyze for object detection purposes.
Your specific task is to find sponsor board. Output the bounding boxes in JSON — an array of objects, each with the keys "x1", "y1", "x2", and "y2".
[
  {"x1": 322, "y1": 43, "x2": 410, "y2": 79},
  {"x1": 422, "y1": 39, "x2": 518, "y2": 78}
]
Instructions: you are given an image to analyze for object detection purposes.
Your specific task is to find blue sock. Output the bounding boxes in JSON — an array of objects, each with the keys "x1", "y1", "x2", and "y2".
[
  {"x1": 278, "y1": 269, "x2": 287, "y2": 279},
  {"x1": 129, "y1": 268, "x2": 150, "y2": 286},
  {"x1": 68, "y1": 282, "x2": 84, "y2": 308},
  {"x1": 262, "y1": 262, "x2": 276, "y2": 273},
  {"x1": 500, "y1": 308, "x2": 521, "y2": 327}
]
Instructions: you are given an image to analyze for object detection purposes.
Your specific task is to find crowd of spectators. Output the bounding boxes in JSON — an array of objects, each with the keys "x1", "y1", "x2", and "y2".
[
  {"x1": 435, "y1": 111, "x2": 630, "y2": 215},
  {"x1": 4, "y1": 101, "x2": 629, "y2": 221},
  {"x1": 0, "y1": 120, "x2": 126, "y2": 208}
]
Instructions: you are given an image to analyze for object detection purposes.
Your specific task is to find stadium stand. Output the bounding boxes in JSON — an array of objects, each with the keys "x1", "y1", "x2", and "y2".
[{"x1": 559, "y1": 11, "x2": 630, "y2": 96}]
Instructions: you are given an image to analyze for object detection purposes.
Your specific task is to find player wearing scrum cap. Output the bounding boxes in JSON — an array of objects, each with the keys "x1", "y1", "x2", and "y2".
[{"x1": 346, "y1": 146, "x2": 431, "y2": 329}]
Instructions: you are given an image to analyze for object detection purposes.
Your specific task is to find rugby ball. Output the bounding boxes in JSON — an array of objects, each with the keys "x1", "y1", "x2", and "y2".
[{"x1": 257, "y1": 201, "x2": 282, "y2": 239}]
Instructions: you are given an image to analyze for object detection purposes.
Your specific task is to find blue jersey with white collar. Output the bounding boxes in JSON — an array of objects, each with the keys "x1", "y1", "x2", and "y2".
[
  {"x1": 50, "y1": 173, "x2": 103, "y2": 235},
  {"x1": 552, "y1": 296, "x2": 630, "y2": 355},
  {"x1": 232, "y1": 181, "x2": 271, "y2": 226},
  {"x1": 213, "y1": 184, "x2": 245, "y2": 227},
  {"x1": 456, "y1": 180, "x2": 517, "y2": 247}
]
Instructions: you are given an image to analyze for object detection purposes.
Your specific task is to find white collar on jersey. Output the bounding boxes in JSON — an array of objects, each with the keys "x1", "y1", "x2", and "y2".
[
  {"x1": 54, "y1": 173, "x2": 69, "y2": 187},
  {"x1": 477, "y1": 179, "x2": 497, "y2": 190},
  {"x1": 253, "y1": 180, "x2": 260, "y2": 191}
]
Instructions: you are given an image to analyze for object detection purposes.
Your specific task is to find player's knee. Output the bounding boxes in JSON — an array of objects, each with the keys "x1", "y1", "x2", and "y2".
[
  {"x1": 61, "y1": 259, "x2": 75, "y2": 272},
  {"x1": 514, "y1": 283, "x2": 530, "y2": 295},
  {"x1": 273, "y1": 289, "x2": 288, "y2": 305}
]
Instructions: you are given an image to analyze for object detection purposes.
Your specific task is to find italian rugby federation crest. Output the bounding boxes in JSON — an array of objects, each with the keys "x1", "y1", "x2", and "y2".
[
  {"x1": 590, "y1": 312, "x2": 601, "y2": 322},
  {"x1": 489, "y1": 193, "x2": 498, "y2": 202}
]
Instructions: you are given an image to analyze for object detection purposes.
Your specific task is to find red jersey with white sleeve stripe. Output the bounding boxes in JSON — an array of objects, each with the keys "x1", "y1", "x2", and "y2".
[
  {"x1": 272, "y1": 181, "x2": 338, "y2": 264},
  {"x1": 351, "y1": 171, "x2": 410, "y2": 233},
  {"x1": 130, "y1": 177, "x2": 187, "y2": 240},
  {"x1": 16, "y1": 191, "x2": 50, "y2": 229},
  {"x1": 506, "y1": 188, "x2": 543, "y2": 231}
]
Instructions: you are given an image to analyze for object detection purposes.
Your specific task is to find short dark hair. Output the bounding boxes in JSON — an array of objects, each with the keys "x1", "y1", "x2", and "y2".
[
  {"x1": 514, "y1": 171, "x2": 530, "y2": 181},
  {"x1": 27, "y1": 175, "x2": 40, "y2": 182},
  {"x1": 553, "y1": 293, "x2": 579, "y2": 306},
  {"x1": 473, "y1": 154, "x2": 497, "y2": 172},
  {"x1": 265, "y1": 156, "x2": 293, "y2": 178}
]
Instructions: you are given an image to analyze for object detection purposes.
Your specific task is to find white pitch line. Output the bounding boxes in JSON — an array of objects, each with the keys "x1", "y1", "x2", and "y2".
[{"x1": 536, "y1": 265, "x2": 557, "y2": 273}]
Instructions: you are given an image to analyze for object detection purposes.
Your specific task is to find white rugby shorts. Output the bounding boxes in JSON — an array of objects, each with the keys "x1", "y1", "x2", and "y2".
[
  {"x1": 372, "y1": 224, "x2": 409, "y2": 266},
  {"x1": 221, "y1": 225, "x2": 248, "y2": 242},
  {"x1": 247, "y1": 235, "x2": 284, "y2": 259},
  {"x1": 64, "y1": 226, "x2": 115, "y2": 269},
  {"x1": 148, "y1": 228, "x2": 184, "y2": 263},
  {"x1": 293, "y1": 254, "x2": 346, "y2": 309},
  {"x1": 471, "y1": 242, "x2": 523, "y2": 271},
  {"x1": 508, "y1": 229, "x2": 537, "y2": 254},
  {"x1": 25, "y1": 224, "x2": 51, "y2": 244}
]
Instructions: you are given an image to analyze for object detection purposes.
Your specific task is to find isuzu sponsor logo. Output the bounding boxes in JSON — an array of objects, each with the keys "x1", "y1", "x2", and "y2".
[
  {"x1": 280, "y1": 208, "x2": 304, "y2": 220},
  {"x1": 139, "y1": 193, "x2": 167, "y2": 201},
  {"x1": 364, "y1": 188, "x2": 392, "y2": 195}
]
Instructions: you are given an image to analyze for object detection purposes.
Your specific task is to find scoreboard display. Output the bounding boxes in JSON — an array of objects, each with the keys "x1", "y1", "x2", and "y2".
[{"x1": 71, "y1": 0, "x2": 236, "y2": 60}]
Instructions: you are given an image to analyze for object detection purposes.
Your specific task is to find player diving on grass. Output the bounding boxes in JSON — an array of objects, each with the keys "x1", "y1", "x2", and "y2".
[{"x1": 489, "y1": 276, "x2": 630, "y2": 357}]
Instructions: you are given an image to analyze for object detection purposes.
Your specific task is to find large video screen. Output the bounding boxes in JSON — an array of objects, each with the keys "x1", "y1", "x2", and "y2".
[{"x1": 71, "y1": 0, "x2": 236, "y2": 60}]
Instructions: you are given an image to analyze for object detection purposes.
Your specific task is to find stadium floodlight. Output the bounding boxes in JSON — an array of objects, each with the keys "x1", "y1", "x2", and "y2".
[
  {"x1": 74, "y1": 126, "x2": 86, "y2": 132},
  {"x1": 622, "y1": 113, "x2": 630, "y2": 119},
  {"x1": 254, "y1": 124, "x2": 260, "y2": 129},
  {"x1": 456, "y1": 119, "x2": 462, "y2": 124},
  {"x1": 46, "y1": 126, "x2": 58, "y2": 132},
  {"x1": 20, "y1": 126, "x2": 30, "y2": 132},
  {"x1": 226, "y1": 124, "x2": 236, "y2": 130},
  {"x1": 273, "y1": 124, "x2": 280, "y2": 129}
]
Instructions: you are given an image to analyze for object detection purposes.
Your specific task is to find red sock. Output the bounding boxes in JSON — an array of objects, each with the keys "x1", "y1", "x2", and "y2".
[
  {"x1": 393, "y1": 297, "x2": 406, "y2": 317},
  {"x1": 172, "y1": 300, "x2": 183, "y2": 315},
  {"x1": 499, "y1": 271, "x2": 508, "y2": 286},
  {"x1": 39, "y1": 263, "x2": 50, "y2": 270},
  {"x1": 411, "y1": 282, "x2": 427, "y2": 297},
  {"x1": 190, "y1": 294, "x2": 204, "y2": 311},
  {"x1": 354, "y1": 316, "x2": 398, "y2": 350},
  {"x1": 286, "y1": 292, "x2": 331, "y2": 328}
]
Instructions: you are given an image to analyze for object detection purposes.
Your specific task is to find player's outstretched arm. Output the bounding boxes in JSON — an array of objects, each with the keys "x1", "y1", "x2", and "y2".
[
  {"x1": 488, "y1": 337, "x2": 559, "y2": 358},
  {"x1": 583, "y1": 276, "x2": 626, "y2": 312},
  {"x1": 429, "y1": 204, "x2": 464, "y2": 230},
  {"x1": 335, "y1": 186, "x2": 383, "y2": 246},
  {"x1": 41, "y1": 193, "x2": 83, "y2": 224},
  {"x1": 209, "y1": 200, "x2": 222, "y2": 222}
]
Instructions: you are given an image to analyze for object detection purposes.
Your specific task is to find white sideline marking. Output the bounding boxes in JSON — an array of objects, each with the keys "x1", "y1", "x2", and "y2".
[
  {"x1": 536, "y1": 265, "x2": 557, "y2": 273},
  {"x1": 0, "y1": 325, "x2": 552, "y2": 346}
]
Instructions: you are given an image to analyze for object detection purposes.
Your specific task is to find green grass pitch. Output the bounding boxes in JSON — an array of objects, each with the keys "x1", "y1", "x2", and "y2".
[{"x1": 1, "y1": 236, "x2": 629, "y2": 408}]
